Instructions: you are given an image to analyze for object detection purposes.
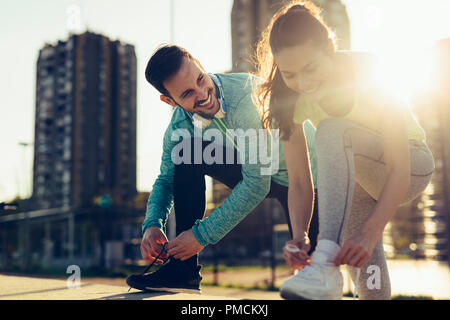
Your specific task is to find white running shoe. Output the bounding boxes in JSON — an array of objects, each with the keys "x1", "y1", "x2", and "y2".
[{"x1": 280, "y1": 250, "x2": 344, "y2": 300}]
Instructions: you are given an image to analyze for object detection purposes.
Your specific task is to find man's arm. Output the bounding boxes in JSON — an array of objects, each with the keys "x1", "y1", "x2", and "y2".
[
  {"x1": 191, "y1": 92, "x2": 272, "y2": 246},
  {"x1": 142, "y1": 123, "x2": 177, "y2": 234}
]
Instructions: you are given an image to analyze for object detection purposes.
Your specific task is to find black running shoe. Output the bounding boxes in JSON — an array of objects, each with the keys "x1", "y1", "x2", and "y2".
[{"x1": 126, "y1": 258, "x2": 202, "y2": 294}]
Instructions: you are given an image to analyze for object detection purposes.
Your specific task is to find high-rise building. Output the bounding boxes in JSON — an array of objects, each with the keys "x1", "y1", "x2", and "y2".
[
  {"x1": 33, "y1": 31, "x2": 137, "y2": 210},
  {"x1": 0, "y1": 32, "x2": 140, "y2": 272},
  {"x1": 231, "y1": 0, "x2": 351, "y2": 72}
]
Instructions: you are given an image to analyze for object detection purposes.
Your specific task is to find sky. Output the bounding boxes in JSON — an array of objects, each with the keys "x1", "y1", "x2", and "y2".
[{"x1": 0, "y1": 0, "x2": 449, "y2": 203}]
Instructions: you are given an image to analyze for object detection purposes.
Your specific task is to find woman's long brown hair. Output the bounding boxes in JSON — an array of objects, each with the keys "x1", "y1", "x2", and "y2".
[{"x1": 252, "y1": 0, "x2": 337, "y2": 140}]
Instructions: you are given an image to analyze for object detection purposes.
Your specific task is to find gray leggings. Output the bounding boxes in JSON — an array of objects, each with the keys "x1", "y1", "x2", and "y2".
[{"x1": 315, "y1": 118, "x2": 434, "y2": 299}]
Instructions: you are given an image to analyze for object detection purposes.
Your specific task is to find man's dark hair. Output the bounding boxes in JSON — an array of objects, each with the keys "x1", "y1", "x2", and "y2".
[{"x1": 145, "y1": 44, "x2": 202, "y2": 97}]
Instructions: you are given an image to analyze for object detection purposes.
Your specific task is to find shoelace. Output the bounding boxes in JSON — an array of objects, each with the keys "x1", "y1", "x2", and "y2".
[
  {"x1": 128, "y1": 242, "x2": 168, "y2": 292},
  {"x1": 353, "y1": 268, "x2": 361, "y2": 300}
]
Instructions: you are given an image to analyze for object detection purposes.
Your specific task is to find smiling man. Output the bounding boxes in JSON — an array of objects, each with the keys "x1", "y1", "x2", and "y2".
[{"x1": 126, "y1": 44, "x2": 319, "y2": 294}]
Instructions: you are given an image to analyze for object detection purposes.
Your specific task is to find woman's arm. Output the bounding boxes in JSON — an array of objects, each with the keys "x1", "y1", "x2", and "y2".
[
  {"x1": 283, "y1": 123, "x2": 315, "y2": 239},
  {"x1": 361, "y1": 104, "x2": 411, "y2": 238}
]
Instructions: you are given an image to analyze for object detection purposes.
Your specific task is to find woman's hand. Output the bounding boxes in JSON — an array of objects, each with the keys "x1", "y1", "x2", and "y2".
[
  {"x1": 332, "y1": 229, "x2": 381, "y2": 268},
  {"x1": 283, "y1": 235, "x2": 311, "y2": 270}
]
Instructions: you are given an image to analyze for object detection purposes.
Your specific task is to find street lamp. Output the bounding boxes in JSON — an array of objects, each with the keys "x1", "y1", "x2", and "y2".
[{"x1": 18, "y1": 141, "x2": 33, "y2": 199}]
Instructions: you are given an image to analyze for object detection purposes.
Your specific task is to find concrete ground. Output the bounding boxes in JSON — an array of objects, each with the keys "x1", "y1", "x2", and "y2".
[
  {"x1": 1, "y1": 259, "x2": 448, "y2": 300},
  {"x1": 0, "y1": 274, "x2": 242, "y2": 300}
]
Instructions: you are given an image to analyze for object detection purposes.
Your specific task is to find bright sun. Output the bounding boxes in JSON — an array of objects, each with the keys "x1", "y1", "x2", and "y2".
[{"x1": 372, "y1": 47, "x2": 435, "y2": 103}]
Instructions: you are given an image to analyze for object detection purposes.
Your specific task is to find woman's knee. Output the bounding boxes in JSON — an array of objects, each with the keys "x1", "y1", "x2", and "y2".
[
  {"x1": 315, "y1": 119, "x2": 353, "y2": 151},
  {"x1": 316, "y1": 118, "x2": 345, "y2": 139}
]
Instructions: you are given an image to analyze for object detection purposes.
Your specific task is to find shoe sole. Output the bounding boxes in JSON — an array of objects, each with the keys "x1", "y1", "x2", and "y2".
[
  {"x1": 126, "y1": 277, "x2": 201, "y2": 294},
  {"x1": 280, "y1": 287, "x2": 341, "y2": 300},
  {"x1": 280, "y1": 289, "x2": 310, "y2": 300},
  {"x1": 144, "y1": 286, "x2": 202, "y2": 295}
]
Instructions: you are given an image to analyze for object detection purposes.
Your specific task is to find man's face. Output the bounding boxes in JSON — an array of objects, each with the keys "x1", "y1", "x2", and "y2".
[{"x1": 162, "y1": 57, "x2": 219, "y2": 118}]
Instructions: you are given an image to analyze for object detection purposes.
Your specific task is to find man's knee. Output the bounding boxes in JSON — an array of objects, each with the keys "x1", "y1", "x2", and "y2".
[{"x1": 173, "y1": 156, "x2": 206, "y2": 193}]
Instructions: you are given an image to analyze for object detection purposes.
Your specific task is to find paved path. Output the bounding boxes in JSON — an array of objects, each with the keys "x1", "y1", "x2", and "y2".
[
  {"x1": 0, "y1": 274, "x2": 237, "y2": 300},
  {"x1": 1, "y1": 260, "x2": 448, "y2": 300}
]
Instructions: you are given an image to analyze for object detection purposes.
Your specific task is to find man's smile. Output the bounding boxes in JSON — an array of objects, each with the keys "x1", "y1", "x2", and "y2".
[{"x1": 195, "y1": 90, "x2": 215, "y2": 110}]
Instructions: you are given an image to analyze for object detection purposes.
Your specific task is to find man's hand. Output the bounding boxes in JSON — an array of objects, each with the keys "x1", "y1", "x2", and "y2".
[
  {"x1": 140, "y1": 227, "x2": 169, "y2": 264},
  {"x1": 166, "y1": 229, "x2": 204, "y2": 261},
  {"x1": 283, "y1": 235, "x2": 311, "y2": 270}
]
